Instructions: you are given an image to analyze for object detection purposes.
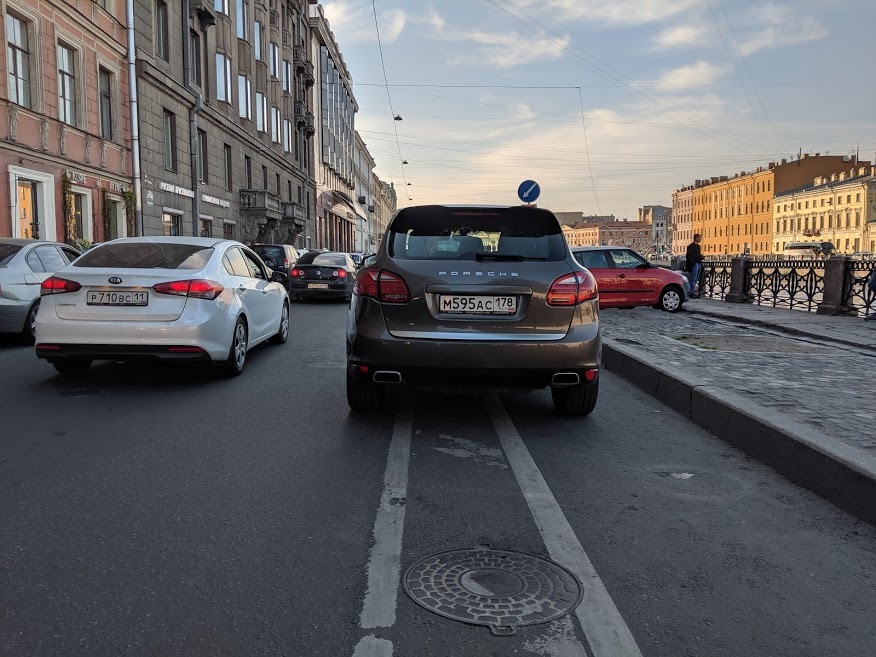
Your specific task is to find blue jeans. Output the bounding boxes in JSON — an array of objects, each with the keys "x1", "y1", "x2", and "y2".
[{"x1": 687, "y1": 263, "x2": 702, "y2": 296}]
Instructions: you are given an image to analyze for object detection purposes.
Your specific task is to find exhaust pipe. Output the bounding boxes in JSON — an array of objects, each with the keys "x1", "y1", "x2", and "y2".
[
  {"x1": 551, "y1": 373, "x2": 580, "y2": 387},
  {"x1": 373, "y1": 371, "x2": 403, "y2": 384}
]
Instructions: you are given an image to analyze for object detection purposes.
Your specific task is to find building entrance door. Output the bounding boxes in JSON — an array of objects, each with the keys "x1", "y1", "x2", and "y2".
[{"x1": 18, "y1": 181, "x2": 39, "y2": 239}]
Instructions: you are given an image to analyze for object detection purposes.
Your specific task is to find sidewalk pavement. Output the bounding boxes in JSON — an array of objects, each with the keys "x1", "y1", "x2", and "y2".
[{"x1": 599, "y1": 301, "x2": 876, "y2": 525}]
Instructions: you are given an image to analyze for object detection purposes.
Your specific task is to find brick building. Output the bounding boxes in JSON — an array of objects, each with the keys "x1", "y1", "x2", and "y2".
[{"x1": 1, "y1": 0, "x2": 132, "y2": 245}]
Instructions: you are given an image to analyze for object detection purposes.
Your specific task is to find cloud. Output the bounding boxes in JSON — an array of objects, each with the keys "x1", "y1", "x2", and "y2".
[
  {"x1": 409, "y1": 8, "x2": 445, "y2": 31},
  {"x1": 651, "y1": 61, "x2": 726, "y2": 87},
  {"x1": 381, "y1": 8, "x2": 406, "y2": 42},
  {"x1": 321, "y1": 1, "x2": 408, "y2": 43},
  {"x1": 652, "y1": 23, "x2": 710, "y2": 50},
  {"x1": 447, "y1": 30, "x2": 572, "y2": 68},
  {"x1": 514, "y1": 0, "x2": 700, "y2": 26},
  {"x1": 738, "y1": 16, "x2": 827, "y2": 55}
]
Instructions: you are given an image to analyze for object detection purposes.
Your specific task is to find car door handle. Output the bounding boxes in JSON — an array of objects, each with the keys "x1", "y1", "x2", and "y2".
[{"x1": 618, "y1": 274, "x2": 627, "y2": 278}]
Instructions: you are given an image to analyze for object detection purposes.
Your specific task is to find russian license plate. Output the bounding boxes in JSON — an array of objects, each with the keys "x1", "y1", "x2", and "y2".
[
  {"x1": 308, "y1": 283, "x2": 329, "y2": 289},
  {"x1": 86, "y1": 290, "x2": 148, "y2": 306},
  {"x1": 439, "y1": 295, "x2": 517, "y2": 314}
]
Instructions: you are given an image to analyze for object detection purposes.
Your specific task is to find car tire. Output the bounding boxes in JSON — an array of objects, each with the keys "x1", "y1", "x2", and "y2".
[
  {"x1": 551, "y1": 380, "x2": 598, "y2": 416},
  {"x1": 346, "y1": 368, "x2": 384, "y2": 412},
  {"x1": 50, "y1": 359, "x2": 92, "y2": 377},
  {"x1": 22, "y1": 299, "x2": 39, "y2": 345},
  {"x1": 658, "y1": 285, "x2": 684, "y2": 313},
  {"x1": 269, "y1": 302, "x2": 289, "y2": 345},
  {"x1": 221, "y1": 318, "x2": 248, "y2": 377}
]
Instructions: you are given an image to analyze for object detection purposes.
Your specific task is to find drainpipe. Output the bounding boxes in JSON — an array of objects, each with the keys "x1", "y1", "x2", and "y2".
[
  {"x1": 126, "y1": 0, "x2": 143, "y2": 235},
  {"x1": 181, "y1": 0, "x2": 202, "y2": 236}
]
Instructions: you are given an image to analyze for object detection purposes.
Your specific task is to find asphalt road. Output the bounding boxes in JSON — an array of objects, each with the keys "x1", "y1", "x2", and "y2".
[{"x1": 1, "y1": 302, "x2": 874, "y2": 657}]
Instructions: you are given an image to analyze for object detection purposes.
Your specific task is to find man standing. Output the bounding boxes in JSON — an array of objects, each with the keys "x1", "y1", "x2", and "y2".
[{"x1": 686, "y1": 234, "x2": 704, "y2": 298}]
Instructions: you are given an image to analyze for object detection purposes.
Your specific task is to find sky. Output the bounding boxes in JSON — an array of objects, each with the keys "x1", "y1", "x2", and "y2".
[{"x1": 321, "y1": 0, "x2": 876, "y2": 219}]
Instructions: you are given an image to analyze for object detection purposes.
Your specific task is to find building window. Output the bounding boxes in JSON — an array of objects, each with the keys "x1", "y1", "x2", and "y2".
[
  {"x1": 216, "y1": 53, "x2": 232, "y2": 103},
  {"x1": 71, "y1": 191, "x2": 91, "y2": 241},
  {"x1": 282, "y1": 60, "x2": 291, "y2": 92},
  {"x1": 223, "y1": 222, "x2": 234, "y2": 239},
  {"x1": 6, "y1": 13, "x2": 31, "y2": 107},
  {"x1": 271, "y1": 106, "x2": 280, "y2": 143},
  {"x1": 198, "y1": 129, "x2": 208, "y2": 182},
  {"x1": 57, "y1": 44, "x2": 77, "y2": 126},
  {"x1": 270, "y1": 42, "x2": 279, "y2": 78},
  {"x1": 245, "y1": 155, "x2": 252, "y2": 188},
  {"x1": 190, "y1": 31, "x2": 202, "y2": 86},
  {"x1": 224, "y1": 144, "x2": 233, "y2": 192},
  {"x1": 237, "y1": 75, "x2": 251, "y2": 119},
  {"x1": 156, "y1": 1, "x2": 169, "y2": 60},
  {"x1": 283, "y1": 119, "x2": 291, "y2": 152},
  {"x1": 99, "y1": 67, "x2": 113, "y2": 140},
  {"x1": 214, "y1": 0, "x2": 229, "y2": 15},
  {"x1": 163, "y1": 109, "x2": 177, "y2": 171},
  {"x1": 255, "y1": 92, "x2": 266, "y2": 132},
  {"x1": 236, "y1": 0, "x2": 248, "y2": 39},
  {"x1": 254, "y1": 22, "x2": 263, "y2": 60},
  {"x1": 262, "y1": 165, "x2": 268, "y2": 189},
  {"x1": 200, "y1": 218, "x2": 212, "y2": 237},
  {"x1": 162, "y1": 212, "x2": 181, "y2": 236},
  {"x1": 275, "y1": 173, "x2": 280, "y2": 193}
]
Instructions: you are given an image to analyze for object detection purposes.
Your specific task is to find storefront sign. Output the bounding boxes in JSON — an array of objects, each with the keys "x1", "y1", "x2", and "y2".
[
  {"x1": 159, "y1": 181, "x2": 195, "y2": 198},
  {"x1": 65, "y1": 169, "x2": 86, "y2": 184},
  {"x1": 202, "y1": 194, "x2": 231, "y2": 208}
]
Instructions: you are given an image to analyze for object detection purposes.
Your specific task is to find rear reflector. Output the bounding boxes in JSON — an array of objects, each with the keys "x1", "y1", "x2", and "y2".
[
  {"x1": 547, "y1": 271, "x2": 597, "y2": 306},
  {"x1": 35, "y1": 344, "x2": 61, "y2": 351},
  {"x1": 354, "y1": 269, "x2": 411, "y2": 303},
  {"x1": 41, "y1": 277, "x2": 82, "y2": 296},
  {"x1": 584, "y1": 368, "x2": 599, "y2": 382},
  {"x1": 168, "y1": 346, "x2": 206, "y2": 353},
  {"x1": 152, "y1": 279, "x2": 224, "y2": 300}
]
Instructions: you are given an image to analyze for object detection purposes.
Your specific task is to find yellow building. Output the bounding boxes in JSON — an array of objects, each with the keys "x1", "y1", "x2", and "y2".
[
  {"x1": 671, "y1": 186, "x2": 694, "y2": 255},
  {"x1": 773, "y1": 166, "x2": 876, "y2": 255},
  {"x1": 689, "y1": 155, "x2": 868, "y2": 256}
]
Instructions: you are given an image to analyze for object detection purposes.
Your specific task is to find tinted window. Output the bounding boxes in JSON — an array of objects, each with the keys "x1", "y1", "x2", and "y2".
[
  {"x1": 60, "y1": 247, "x2": 81, "y2": 264},
  {"x1": 0, "y1": 244, "x2": 23, "y2": 266},
  {"x1": 223, "y1": 247, "x2": 251, "y2": 277},
  {"x1": 253, "y1": 245, "x2": 284, "y2": 261},
  {"x1": 34, "y1": 246, "x2": 68, "y2": 272},
  {"x1": 74, "y1": 243, "x2": 215, "y2": 269},
  {"x1": 26, "y1": 250, "x2": 46, "y2": 273},
  {"x1": 610, "y1": 249, "x2": 647, "y2": 269},
  {"x1": 241, "y1": 250, "x2": 266, "y2": 279},
  {"x1": 388, "y1": 206, "x2": 566, "y2": 261},
  {"x1": 298, "y1": 252, "x2": 347, "y2": 267},
  {"x1": 574, "y1": 250, "x2": 612, "y2": 269}
]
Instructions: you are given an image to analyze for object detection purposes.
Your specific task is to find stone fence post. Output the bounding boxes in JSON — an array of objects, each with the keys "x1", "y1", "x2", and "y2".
[
  {"x1": 816, "y1": 255, "x2": 849, "y2": 316},
  {"x1": 725, "y1": 255, "x2": 750, "y2": 303}
]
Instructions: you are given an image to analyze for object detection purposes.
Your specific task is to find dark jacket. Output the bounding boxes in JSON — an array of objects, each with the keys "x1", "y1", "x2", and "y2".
[{"x1": 686, "y1": 242, "x2": 703, "y2": 267}]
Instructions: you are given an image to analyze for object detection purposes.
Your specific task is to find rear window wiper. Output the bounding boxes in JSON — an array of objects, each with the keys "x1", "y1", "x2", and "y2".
[{"x1": 475, "y1": 253, "x2": 545, "y2": 261}]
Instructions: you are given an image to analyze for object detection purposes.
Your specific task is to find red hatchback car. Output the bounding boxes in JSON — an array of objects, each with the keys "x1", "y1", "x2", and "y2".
[{"x1": 571, "y1": 246, "x2": 689, "y2": 312}]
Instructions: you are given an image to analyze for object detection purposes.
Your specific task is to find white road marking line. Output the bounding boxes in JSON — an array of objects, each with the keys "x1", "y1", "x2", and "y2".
[
  {"x1": 352, "y1": 634, "x2": 393, "y2": 657},
  {"x1": 359, "y1": 411, "x2": 413, "y2": 630},
  {"x1": 486, "y1": 395, "x2": 644, "y2": 657}
]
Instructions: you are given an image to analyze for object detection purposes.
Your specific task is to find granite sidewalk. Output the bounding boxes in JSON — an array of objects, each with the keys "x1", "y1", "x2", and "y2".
[{"x1": 599, "y1": 302, "x2": 876, "y2": 525}]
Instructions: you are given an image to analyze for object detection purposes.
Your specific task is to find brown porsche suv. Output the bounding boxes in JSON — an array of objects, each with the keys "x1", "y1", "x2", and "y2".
[{"x1": 346, "y1": 205, "x2": 602, "y2": 415}]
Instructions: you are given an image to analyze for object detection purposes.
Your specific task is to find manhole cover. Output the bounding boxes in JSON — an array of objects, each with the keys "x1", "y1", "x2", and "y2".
[{"x1": 403, "y1": 546, "x2": 582, "y2": 636}]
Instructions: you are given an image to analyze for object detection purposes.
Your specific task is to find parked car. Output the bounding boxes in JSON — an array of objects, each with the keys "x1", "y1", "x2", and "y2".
[
  {"x1": 252, "y1": 244, "x2": 300, "y2": 287},
  {"x1": 359, "y1": 253, "x2": 377, "y2": 270},
  {"x1": 289, "y1": 251, "x2": 357, "y2": 302},
  {"x1": 571, "y1": 246, "x2": 689, "y2": 312},
  {"x1": 0, "y1": 238, "x2": 82, "y2": 343},
  {"x1": 34, "y1": 237, "x2": 289, "y2": 377},
  {"x1": 349, "y1": 252, "x2": 364, "y2": 268},
  {"x1": 346, "y1": 204, "x2": 601, "y2": 416}
]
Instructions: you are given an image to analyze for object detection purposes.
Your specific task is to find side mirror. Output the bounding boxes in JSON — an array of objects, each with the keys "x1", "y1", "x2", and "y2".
[
  {"x1": 636, "y1": 262, "x2": 651, "y2": 269},
  {"x1": 271, "y1": 270, "x2": 288, "y2": 284}
]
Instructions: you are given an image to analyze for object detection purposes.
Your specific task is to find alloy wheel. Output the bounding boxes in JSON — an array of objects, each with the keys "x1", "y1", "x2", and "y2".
[{"x1": 234, "y1": 323, "x2": 247, "y2": 370}]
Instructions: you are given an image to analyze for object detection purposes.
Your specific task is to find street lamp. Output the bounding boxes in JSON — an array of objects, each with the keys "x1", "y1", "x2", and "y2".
[{"x1": 394, "y1": 115, "x2": 403, "y2": 121}]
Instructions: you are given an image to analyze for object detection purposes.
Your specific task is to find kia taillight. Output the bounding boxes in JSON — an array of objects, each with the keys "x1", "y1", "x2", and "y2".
[
  {"x1": 354, "y1": 269, "x2": 410, "y2": 303},
  {"x1": 547, "y1": 271, "x2": 597, "y2": 306},
  {"x1": 152, "y1": 279, "x2": 224, "y2": 300},
  {"x1": 41, "y1": 276, "x2": 82, "y2": 295}
]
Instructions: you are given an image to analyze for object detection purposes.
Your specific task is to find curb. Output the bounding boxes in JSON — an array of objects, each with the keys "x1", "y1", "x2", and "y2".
[
  {"x1": 684, "y1": 306, "x2": 876, "y2": 353},
  {"x1": 602, "y1": 337, "x2": 876, "y2": 526}
]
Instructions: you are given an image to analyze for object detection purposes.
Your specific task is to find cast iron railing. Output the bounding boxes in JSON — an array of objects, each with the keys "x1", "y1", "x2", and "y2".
[
  {"x1": 699, "y1": 260, "x2": 732, "y2": 300},
  {"x1": 842, "y1": 260, "x2": 876, "y2": 318},
  {"x1": 745, "y1": 259, "x2": 825, "y2": 312}
]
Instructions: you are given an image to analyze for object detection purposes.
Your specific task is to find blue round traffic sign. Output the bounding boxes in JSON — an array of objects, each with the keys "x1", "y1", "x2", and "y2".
[{"x1": 518, "y1": 180, "x2": 540, "y2": 203}]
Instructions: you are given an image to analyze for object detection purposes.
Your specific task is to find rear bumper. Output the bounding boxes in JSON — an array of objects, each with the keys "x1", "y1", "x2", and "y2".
[
  {"x1": 0, "y1": 297, "x2": 29, "y2": 333},
  {"x1": 293, "y1": 285, "x2": 351, "y2": 299},
  {"x1": 35, "y1": 343, "x2": 212, "y2": 362},
  {"x1": 349, "y1": 362, "x2": 599, "y2": 390}
]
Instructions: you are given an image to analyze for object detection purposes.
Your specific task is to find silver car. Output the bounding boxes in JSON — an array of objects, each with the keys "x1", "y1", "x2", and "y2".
[
  {"x1": 0, "y1": 238, "x2": 81, "y2": 342},
  {"x1": 346, "y1": 205, "x2": 601, "y2": 415}
]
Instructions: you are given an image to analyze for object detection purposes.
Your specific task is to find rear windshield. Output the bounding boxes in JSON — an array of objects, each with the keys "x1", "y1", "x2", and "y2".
[
  {"x1": 388, "y1": 206, "x2": 566, "y2": 261},
  {"x1": 253, "y1": 246, "x2": 285, "y2": 260},
  {"x1": 73, "y1": 243, "x2": 215, "y2": 269},
  {"x1": 298, "y1": 252, "x2": 347, "y2": 266},
  {"x1": 0, "y1": 244, "x2": 23, "y2": 266}
]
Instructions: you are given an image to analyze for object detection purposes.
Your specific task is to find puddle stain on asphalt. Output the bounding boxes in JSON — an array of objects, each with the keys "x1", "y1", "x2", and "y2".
[{"x1": 430, "y1": 434, "x2": 509, "y2": 469}]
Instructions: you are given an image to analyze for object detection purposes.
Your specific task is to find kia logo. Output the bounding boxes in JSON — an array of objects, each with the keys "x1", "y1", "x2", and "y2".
[{"x1": 108, "y1": 277, "x2": 123, "y2": 284}]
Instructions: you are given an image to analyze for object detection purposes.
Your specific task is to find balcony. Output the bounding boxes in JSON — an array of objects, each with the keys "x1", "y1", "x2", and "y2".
[
  {"x1": 282, "y1": 201, "x2": 306, "y2": 222},
  {"x1": 293, "y1": 45, "x2": 306, "y2": 72},
  {"x1": 239, "y1": 190, "x2": 282, "y2": 219},
  {"x1": 302, "y1": 61, "x2": 315, "y2": 88},
  {"x1": 305, "y1": 112, "x2": 315, "y2": 137},
  {"x1": 294, "y1": 100, "x2": 307, "y2": 126},
  {"x1": 282, "y1": 29, "x2": 291, "y2": 47}
]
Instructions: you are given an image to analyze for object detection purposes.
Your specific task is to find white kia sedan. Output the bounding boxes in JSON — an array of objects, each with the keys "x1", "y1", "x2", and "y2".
[{"x1": 35, "y1": 237, "x2": 290, "y2": 377}]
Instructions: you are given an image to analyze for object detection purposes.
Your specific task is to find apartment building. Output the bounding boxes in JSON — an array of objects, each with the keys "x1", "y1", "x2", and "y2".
[
  {"x1": 371, "y1": 176, "x2": 395, "y2": 249},
  {"x1": 671, "y1": 186, "x2": 694, "y2": 255},
  {"x1": 352, "y1": 130, "x2": 374, "y2": 252},
  {"x1": 1, "y1": 0, "x2": 132, "y2": 244},
  {"x1": 773, "y1": 165, "x2": 876, "y2": 255},
  {"x1": 562, "y1": 221, "x2": 652, "y2": 251},
  {"x1": 639, "y1": 205, "x2": 671, "y2": 254},
  {"x1": 133, "y1": 0, "x2": 316, "y2": 245}
]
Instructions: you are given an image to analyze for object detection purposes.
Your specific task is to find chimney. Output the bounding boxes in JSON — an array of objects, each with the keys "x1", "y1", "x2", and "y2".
[
  {"x1": 815, "y1": 153, "x2": 820, "y2": 157},
  {"x1": 781, "y1": 158, "x2": 787, "y2": 165}
]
